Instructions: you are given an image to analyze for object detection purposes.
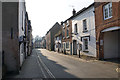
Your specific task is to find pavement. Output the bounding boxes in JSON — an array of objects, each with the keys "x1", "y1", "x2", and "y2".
[{"x1": 4, "y1": 49, "x2": 120, "y2": 80}]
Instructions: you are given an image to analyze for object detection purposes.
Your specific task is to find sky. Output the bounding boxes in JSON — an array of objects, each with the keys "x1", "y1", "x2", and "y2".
[{"x1": 25, "y1": 0, "x2": 94, "y2": 38}]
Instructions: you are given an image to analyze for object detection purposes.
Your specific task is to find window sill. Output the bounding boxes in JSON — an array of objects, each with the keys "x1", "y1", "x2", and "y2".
[
  {"x1": 104, "y1": 16, "x2": 112, "y2": 20},
  {"x1": 66, "y1": 36, "x2": 70, "y2": 39},
  {"x1": 63, "y1": 37, "x2": 65, "y2": 39},
  {"x1": 67, "y1": 24, "x2": 70, "y2": 27},
  {"x1": 83, "y1": 30, "x2": 88, "y2": 33},
  {"x1": 74, "y1": 33, "x2": 78, "y2": 35},
  {"x1": 66, "y1": 48, "x2": 70, "y2": 51},
  {"x1": 83, "y1": 50, "x2": 89, "y2": 53}
]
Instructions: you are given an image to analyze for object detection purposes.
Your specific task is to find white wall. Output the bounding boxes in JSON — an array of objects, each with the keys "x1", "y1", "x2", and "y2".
[
  {"x1": 72, "y1": 6, "x2": 96, "y2": 57},
  {"x1": 19, "y1": 1, "x2": 26, "y2": 66}
]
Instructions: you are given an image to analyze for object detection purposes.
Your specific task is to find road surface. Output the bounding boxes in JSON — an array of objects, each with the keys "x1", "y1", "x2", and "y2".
[{"x1": 5, "y1": 49, "x2": 119, "y2": 79}]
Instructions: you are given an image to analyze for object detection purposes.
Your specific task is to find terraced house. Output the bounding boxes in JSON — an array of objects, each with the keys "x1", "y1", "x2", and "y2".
[
  {"x1": 61, "y1": 17, "x2": 73, "y2": 55},
  {"x1": 95, "y1": 2, "x2": 120, "y2": 59},
  {"x1": 1, "y1": 0, "x2": 32, "y2": 78},
  {"x1": 71, "y1": 3, "x2": 96, "y2": 57}
]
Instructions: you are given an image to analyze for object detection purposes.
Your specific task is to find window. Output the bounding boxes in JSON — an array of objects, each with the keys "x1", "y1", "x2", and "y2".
[
  {"x1": 22, "y1": 11, "x2": 24, "y2": 31},
  {"x1": 66, "y1": 42, "x2": 69, "y2": 49},
  {"x1": 74, "y1": 23, "x2": 78, "y2": 34},
  {"x1": 84, "y1": 39, "x2": 88, "y2": 50},
  {"x1": 83, "y1": 19, "x2": 87, "y2": 32},
  {"x1": 67, "y1": 28, "x2": 69, "y2": 37},
  {"x1": 63, "y1": 23, "x2": 65, "y2": 28},
  {"x1": 103, "y1": 2, "x2": 112, "y2": 20},
  {"x1": 11, "y1": 28, "x2": 13, "y2": 39},
  {"x1": 63, "y1": 29, "x2": 65, "y2": 38},
  {"x1": 66, "y1": 20, "x2": 69, "y2": 27}
]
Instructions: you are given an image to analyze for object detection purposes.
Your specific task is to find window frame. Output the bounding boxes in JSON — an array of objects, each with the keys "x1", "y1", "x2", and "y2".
[
  {"x1": 66, "y1": 42, "x2": 69, "y2": 49},
  {"x1": 83, "y1": 19, "x2": 88, "y2": 32},
  {"x1": 66, "y1": 28, "x2": 69, "y2": 37},
  {"x1": 74, "y1": 23, "x2": 78, "y2": 34},
  {"x1": 83, "y1": 38, "x2": 88, "y2": 51},
  {"x1": 103, "y1": 2, "x2": 112, "y2": 20}
]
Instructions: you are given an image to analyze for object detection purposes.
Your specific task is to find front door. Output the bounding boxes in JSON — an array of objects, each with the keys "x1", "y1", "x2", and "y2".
[{"x1": 73, "y1": 40, "x2": 77, "y2": 55}]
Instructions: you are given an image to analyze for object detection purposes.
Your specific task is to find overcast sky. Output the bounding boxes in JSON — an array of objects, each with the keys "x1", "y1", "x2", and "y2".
[{"x1": 25, "y1": 0, "x2": 94, "y2": 38}]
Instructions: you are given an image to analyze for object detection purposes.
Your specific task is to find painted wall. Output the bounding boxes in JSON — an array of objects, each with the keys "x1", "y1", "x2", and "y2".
[
  {"x1": 19, "y1": 1, "x2": 26, "y2": 66},
  {"x1": 72, "y1": 6, "x2": 96, "y2": 57},
  {"x1": 2, "y1": 2, "x2": 20, "y2": 73}
]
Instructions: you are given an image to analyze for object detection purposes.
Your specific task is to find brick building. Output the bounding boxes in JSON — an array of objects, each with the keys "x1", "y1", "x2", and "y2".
[
  {"x1": 62, "y1": 19, "x2": 73, "y2": 55},
  {"x1": 45, "y1": 22, "x2": 62, "y2": 51},
  {"x1": 54, "y1": 29, "x2": 62, "y2": 53},
  {"x1": 95, "y1": 2, "x2": 120, "y2": 59}
]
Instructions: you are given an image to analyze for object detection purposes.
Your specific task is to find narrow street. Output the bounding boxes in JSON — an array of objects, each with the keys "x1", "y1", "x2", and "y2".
[{"x1": 5, "y1": 49, "x2": 119, "y2": 79}]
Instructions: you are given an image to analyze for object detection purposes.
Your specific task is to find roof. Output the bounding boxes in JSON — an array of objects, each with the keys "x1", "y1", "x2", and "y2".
[
  {"x1": 55, "y1": 30, "x2": 62, "y2": 37},
  {"x1": 46, "y1": 22, "x2": 61, "y2": 35},
  {"x1": 63, "y1": 2, "x2": 94, "y2": 23}
]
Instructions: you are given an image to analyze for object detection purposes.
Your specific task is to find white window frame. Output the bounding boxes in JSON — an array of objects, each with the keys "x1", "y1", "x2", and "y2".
[
  {"x1": 74, "y1": 23, "x2": 78, "y2": 34},
  {"x1": 63, "y1": 23, "x2": 65, "y2": 29},
  {"x1": 103, "y1": 2, "x2": 112, "y2": 20},
  {"x1": 66, "y1": 28, "x2": 69, "y2": 37},
  {"x1": 66, "y1": 20, "x2": 69, "y2": 27},
  {"x1": 66, "y1": 42, "x2": 70, "y2": 50},
  {"x1": 62, "y1": 29, "x2": 65, "y2": 39},
  {"x1": 83, "y1": 38, "x2": 89, "y2": 51},
  {"x1": 83, "y1": 19, "x2": 87, "y2": 32}
]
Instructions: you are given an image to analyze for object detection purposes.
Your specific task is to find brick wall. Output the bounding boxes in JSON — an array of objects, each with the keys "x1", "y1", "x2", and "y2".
[{"x1": 95, "y1": 2, "x2": 120, "y2": 59}]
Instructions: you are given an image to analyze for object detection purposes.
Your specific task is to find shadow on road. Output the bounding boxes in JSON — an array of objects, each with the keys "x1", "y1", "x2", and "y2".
[{"x1": 37, "y1": 49, "x2": 77, "y2": 78}]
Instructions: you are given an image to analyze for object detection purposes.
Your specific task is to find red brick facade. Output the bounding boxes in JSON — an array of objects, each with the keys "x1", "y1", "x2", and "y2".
[
  {"x1": 62, "y1": 20, "x2": 72, "y2": 54},
  {"x1": 62, "y1": 20, "x2": 72, "y2": 43},
  {"x1": 95, "y1": 2, "x2": 120, "y2": 59}
]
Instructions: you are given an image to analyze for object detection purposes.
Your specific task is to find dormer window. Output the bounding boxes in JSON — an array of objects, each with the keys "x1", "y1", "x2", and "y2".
[{"x1": 103, "y1": 2, "x2": 112, "y2": 20}]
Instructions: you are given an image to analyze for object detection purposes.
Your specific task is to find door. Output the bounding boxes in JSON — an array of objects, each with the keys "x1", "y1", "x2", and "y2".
[
  {"x1": 104, "y1": 30, "x2": 120, "y2": 59},
  {"x1": 70, "y1": 43, "x2": 72, "y2": 55},
  {"x1": 73, "y1": 40, "x2": 77, "y2": 55}
]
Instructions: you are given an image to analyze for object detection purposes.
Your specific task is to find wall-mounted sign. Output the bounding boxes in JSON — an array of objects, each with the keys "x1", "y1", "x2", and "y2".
[{"x1": 100, "y1": 40, "x2": 103, "y2": 45}]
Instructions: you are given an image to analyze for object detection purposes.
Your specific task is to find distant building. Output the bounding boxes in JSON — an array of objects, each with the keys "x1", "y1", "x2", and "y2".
[
  {"x1": 45, "y1": 31, "x2": 51, "y2": 50},
  {"x1": 95, "y1": 2, "x2": 120, "y2": 59},
  {"x1": 33, "y1": 36, "x2": 42, "y2": 48},
  {"x1": 45, "y1": 22, "x2": 62, "y2": 51},
  {"x1": 41, "y1": 37, "x2": 46, "y2": 49},
  {"x1": 33, "y1": 40, "x2": 41, "y2": 48},
  {"x1": 54, "y1": 30, "x2": 62, "y2": 53},
  {"x1": 27, "y1": 20, "x2": 33, "y2": 56},
  {"x1": 24, "y1": 12, "x2": 33, "y2": 57}
]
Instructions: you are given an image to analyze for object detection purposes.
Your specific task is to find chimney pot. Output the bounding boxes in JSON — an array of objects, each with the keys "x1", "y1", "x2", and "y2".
[{"x1": 72, "y1": 9, "x2": 76, "y2": 16}]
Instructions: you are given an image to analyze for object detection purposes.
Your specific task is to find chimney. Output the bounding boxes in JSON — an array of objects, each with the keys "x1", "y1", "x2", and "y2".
[{"x1": 72, "y1": 9, "x2": 76, "y2": 16}]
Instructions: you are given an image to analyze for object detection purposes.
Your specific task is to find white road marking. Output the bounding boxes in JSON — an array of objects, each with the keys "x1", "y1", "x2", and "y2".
[
  {"x1": 36, "y1": 55, "x2": 47, "y2": 78},
  {"x1": 37, "y1": 53, "x2": 56, "y2": 79}
]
